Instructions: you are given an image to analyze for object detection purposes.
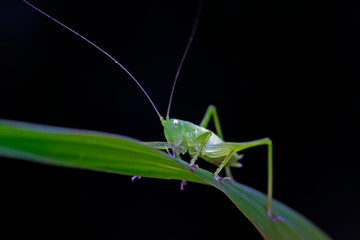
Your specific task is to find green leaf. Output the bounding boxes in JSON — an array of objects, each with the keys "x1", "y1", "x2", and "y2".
[{"x1": 0, "y1": 119, "x2": 330, "y2": 240}]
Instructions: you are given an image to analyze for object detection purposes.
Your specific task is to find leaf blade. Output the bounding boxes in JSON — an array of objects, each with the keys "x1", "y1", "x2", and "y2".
[
  {"x1": 0, "y1": 119, "x2": 205, "y2": 183},
  {"x1": 0, "y1": 119, "x2": 330, "y2": 240}
]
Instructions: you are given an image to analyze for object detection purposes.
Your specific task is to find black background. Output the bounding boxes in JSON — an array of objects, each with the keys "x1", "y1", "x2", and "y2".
[{"x1": 1, "y1": 0, "x2": 359, "y2": 239}]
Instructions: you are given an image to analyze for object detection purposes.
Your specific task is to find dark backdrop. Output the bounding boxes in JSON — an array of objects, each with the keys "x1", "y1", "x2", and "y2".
[{"x1": 1, "y1": 0, "x2": 359, "y2": 239}]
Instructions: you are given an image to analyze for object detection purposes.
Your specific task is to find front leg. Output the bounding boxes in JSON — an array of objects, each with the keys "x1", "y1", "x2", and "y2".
[
  {"x1": 145, "y1": 142, "x2": 168, "y2": 150},
  {"x1": 145, "y1": 142, "x2": 185, "y2": 156}
]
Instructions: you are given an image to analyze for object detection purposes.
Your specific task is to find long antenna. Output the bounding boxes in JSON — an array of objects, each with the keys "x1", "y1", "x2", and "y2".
[
  {"x1": 23, "y1": 0, "x2": 163, "y2": 119},
  {"x1": 166, "y1": 0, "x2": 203, "y2": 118}
]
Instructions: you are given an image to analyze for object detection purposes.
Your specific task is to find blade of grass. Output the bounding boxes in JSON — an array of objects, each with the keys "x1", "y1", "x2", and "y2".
[
  {"x1": 0, "y1": 119, "x2": 330, "y2": 240},
  {"x1": 0, "y1": 119, "x2": 204, "y2": 183}
]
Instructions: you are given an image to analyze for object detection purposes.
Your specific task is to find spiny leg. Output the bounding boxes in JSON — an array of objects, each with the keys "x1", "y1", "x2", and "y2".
[
  {"x1": 239, "y1": 138, "x2": 278, "y2": 220},
  {"x1": 213, "y1": 147, "x2": 235, "y2": 182},
  {"x1": 145, "y1": 142, "x2": 185, "y2": 156},
  {"x1": 200, "y1": 105, "x2": 245, "y2": 178},
  {"x1": 205, "y1": 138, "x2": 280, "y2": 220},
  {"x1": 189, "y1": 132, "x2": 212, "y2": 170},
  {"x1": 200, "y1": 105, "x2": 224, "y2": 140},
  {"x1": 145, "y1": 142, "x2": 168, "y2": 150}
]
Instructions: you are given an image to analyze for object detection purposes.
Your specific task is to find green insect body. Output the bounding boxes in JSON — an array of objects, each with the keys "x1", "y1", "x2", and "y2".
[
  {"x1": 24, "y1": 0, "x2": 282, "y2": 220},
  {"x1": 164, "y1": 118, "x2": 235, "y2": 165},
  {"x1": 163, "y1": 117, "x2": 242, "y2": 175},
  {"x1": 152, "y1": 112, "x2": 276, "y2": 220},
  {"x1": 147, "y1": 107, "x2": 274, "y2": 217},
  {"x1": 149, "y1": 108, "x2": 244, "y2": 180}
]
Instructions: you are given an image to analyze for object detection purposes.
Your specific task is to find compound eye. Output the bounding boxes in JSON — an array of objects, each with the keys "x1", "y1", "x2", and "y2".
[{"x1": 173, "y1": 120, "x2": 179, "y2": 126}]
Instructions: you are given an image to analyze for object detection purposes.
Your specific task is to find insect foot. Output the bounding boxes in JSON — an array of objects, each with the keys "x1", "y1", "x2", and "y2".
[
  {"x1": 131, "y1": 176, "x2": 141, "y2": 182},
  {"x1": 214, "y1": 175, "x2": 231, "y2": 183},
  {"x1": 180, "y1": 180, "x2": 187, "y2": 190},
  {"x1": 190, "y1": 163, "x2": 199, "y2": 170},
  {"x1": 267, "y1": 210, "x2": 285, "y2": 222}
]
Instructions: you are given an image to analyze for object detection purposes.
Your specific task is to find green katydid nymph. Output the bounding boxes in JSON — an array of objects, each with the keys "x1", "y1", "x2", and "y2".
[{"x1": 23, "y1": 0, "x2": 282, "y2": 221}]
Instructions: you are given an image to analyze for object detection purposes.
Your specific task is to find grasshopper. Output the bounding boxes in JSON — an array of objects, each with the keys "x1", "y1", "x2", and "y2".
[{"x1": 24, "y1": 0, "x2": 281, "y2": 220}]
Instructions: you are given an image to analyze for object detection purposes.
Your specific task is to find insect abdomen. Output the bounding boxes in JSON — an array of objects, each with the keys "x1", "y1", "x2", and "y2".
[{"x1": 180, "y1": 120, "x2": 239, "y2": 166}]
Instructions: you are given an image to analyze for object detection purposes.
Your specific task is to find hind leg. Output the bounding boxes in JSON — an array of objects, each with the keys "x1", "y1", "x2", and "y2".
[{"x1": 204, "y1": 138, "x2": 278, "y2": 219}]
